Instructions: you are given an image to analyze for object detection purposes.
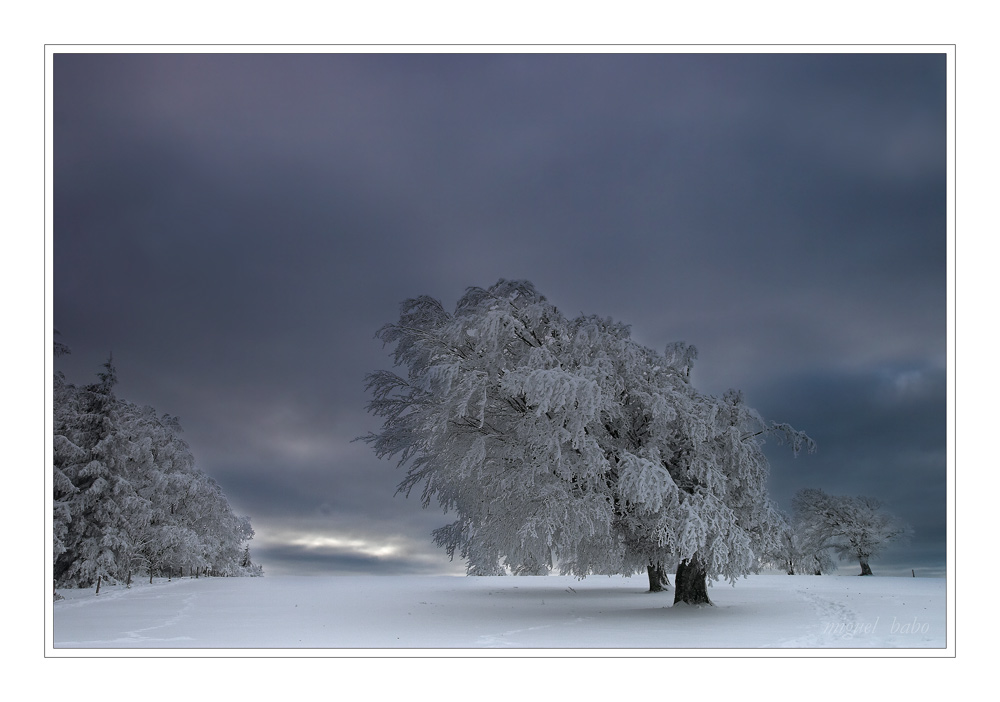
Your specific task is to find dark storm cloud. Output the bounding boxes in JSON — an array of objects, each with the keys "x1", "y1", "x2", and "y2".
[
  {"x1": 53, "y1": 51, "x2": 948, "y2": 577},
  {"x1": 757, "y1": 363, "x2": 947, "y2": 575}
]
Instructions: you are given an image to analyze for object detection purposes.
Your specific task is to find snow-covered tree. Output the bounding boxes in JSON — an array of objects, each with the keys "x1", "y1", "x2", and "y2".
[
  {"x1": 53, "y1": 349, "x2": 259, "y2": 587},
  {"x1": 765, "y1": 510, "x2": 835, "y2": 575},
  {"x1": 53, "y1": 356, "x2": 122, "y2": 586},
  {"x1": 363, "y1": 282, "x2": 619, "y2": 581},
  {"x1": 52, "y1": 339, "x2": 78, "y2": 572},
  {"x1": 792, "y1": 488, "x2": 909, "y2": 576},
  {"x1": 238, "y1": 544, "x2": 264, "y2": 576},
  {"x1": 361, "y1": 280, "x2": 812, "y2": 604}
]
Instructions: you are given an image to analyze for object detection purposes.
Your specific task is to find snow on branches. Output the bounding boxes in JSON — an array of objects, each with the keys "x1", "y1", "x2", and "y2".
[
  {"x1": 792, "y1": 488, "x2": 910, "y2": 576},
  {"x1": 361, "y1": 280, "x2": 813, "y2": 600},
  {"x1": 53, "y1": 348, "x2": 260, "y2": 587}
]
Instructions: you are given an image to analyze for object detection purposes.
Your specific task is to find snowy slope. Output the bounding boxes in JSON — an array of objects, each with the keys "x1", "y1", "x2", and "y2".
[{"x1": 51, "y1": 573, "x2": 947, "y2": 652}]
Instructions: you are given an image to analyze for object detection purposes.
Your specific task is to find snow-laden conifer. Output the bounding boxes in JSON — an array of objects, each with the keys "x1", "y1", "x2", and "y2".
[{"x1": 52, "y1": 346, "x2": 260, "y2": 587}]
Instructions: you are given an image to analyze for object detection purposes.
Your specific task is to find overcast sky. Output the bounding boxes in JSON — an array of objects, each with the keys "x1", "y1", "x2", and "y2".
[{"x1": 52, "y1": 51, "x2": 948, "y2": 578}]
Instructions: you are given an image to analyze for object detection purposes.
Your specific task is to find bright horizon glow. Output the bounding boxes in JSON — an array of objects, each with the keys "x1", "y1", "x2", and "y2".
[{"x1": 288, "y1": 534, "x2": 401, "y2": 559}]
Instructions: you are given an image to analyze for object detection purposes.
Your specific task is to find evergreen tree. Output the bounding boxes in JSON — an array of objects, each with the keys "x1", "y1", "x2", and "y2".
[
  {"x1": 53, "y1": 356, "x2": 121, "y2": 586},
  {"x1": 53, "y1": 346, "x2": 258, "y2": 587}
]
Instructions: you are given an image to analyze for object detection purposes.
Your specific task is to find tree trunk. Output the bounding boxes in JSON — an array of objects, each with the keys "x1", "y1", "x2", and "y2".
[
  {"x1": 646, "y1": 564, "x2": 670, "y2": 592},
  {"x1": 674, "y1": 555, "x2": 712, "y2": 605},
  {"x1": 859, "y1": 556, "x2": 873, "y2": 576},
  {"x1": 126, "y1": 570, "x2": 132, "y2": 588},
  {"x1": 95, "y1": 575, "x2": 102, "y2": 596}
]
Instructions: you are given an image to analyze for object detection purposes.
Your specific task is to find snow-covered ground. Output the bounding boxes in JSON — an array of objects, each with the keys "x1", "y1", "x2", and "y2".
[{"x1": 50, "y1": 573, "x2": 947, "y2": 653}]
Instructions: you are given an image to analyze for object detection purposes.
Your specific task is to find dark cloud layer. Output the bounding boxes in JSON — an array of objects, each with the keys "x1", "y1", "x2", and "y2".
[{"x1": 53, "y1": 51, "x2": 948, "y2": 578}]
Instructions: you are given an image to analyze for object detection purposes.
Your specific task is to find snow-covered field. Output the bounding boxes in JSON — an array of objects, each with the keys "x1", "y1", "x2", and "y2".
[{"x1": 50, "y1": 573, "x2": 948, "y2": 654}]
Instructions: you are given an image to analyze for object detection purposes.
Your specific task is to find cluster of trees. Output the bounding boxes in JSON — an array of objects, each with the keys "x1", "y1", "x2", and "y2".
[
  {"x1": 773, "y1": 488, "x2": 910, "y2": 576},
  {"x1": 361, "y1": 280, "x2": 814, "y2": 604},
  {"x1": 53, "y1": 340, "x2": 261, "y2": 589},
  {"x1": 766, "y1": 508, "x2": 836, "y2": 576}
]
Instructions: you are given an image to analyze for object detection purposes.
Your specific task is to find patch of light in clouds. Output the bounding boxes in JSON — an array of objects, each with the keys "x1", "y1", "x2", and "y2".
[{"x1": 287, "y1": 533, "x2": 401, "y2": 559}]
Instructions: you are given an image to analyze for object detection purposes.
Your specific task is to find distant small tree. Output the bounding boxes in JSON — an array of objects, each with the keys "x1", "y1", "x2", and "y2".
[
  {"x1": 766, "y1": 510, "x2": 835, "y2": 575},
  {"x1": 239, "y1": 545, "x2": 264, "y2": 576},
  {"x1": 793, "y1": 489, "x2": 910, "y2": 576}
]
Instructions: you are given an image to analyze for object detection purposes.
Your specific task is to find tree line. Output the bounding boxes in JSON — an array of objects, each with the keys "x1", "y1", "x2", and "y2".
[
  {"x1": 53, "y1": 338, "x2": 261, "y2": 589},
  {"x1": 767, "y1": 488, "x2": 910, "y2": 577},
  {"x1": 361, "y1": 280, "x2": 910, "y2": 604}
]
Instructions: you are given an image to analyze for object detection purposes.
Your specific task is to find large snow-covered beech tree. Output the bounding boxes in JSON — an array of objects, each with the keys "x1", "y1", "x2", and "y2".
[
  {"x1": 363, "y1": 282, "x2": 620, "y2": 580},
  {"x1": 53, "y1": 346, "x2": 260, "y2": 588},
  {"x1": 792, "y1": 488, "x2": 909, "y2": 576},
  {"x1": 361, "y1": 280, "x2": 813, "y2": 604}
]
